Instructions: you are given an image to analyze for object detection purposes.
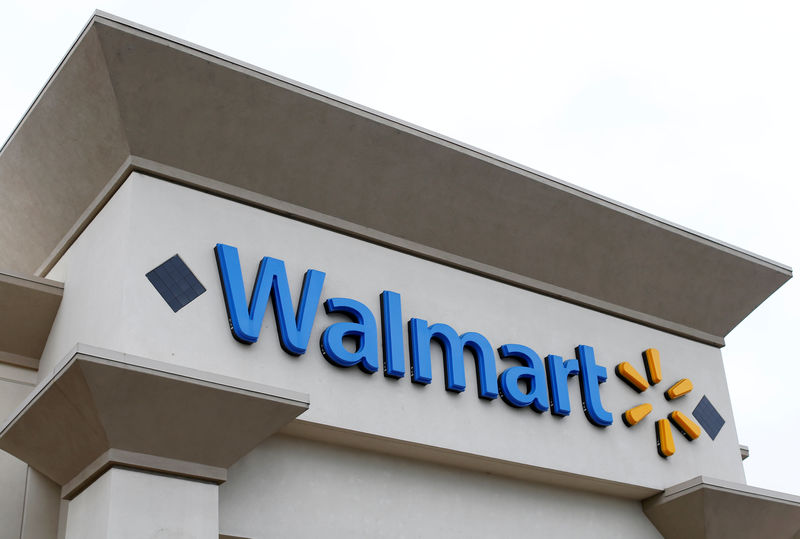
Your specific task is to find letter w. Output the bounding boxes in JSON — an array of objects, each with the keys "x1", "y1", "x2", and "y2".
[{"x1": 215, "y1": 243, "x2": 325, "y2": 354}]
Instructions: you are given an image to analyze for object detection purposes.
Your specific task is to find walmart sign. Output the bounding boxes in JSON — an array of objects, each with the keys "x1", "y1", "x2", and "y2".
[{"x1": 215, "y1": 243, "x2": 615, "y2": 428}]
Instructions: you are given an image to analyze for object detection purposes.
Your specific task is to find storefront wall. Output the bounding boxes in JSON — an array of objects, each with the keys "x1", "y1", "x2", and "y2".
[{"x1": 36, "y1": 171, "x2": 747, "y2": 535}]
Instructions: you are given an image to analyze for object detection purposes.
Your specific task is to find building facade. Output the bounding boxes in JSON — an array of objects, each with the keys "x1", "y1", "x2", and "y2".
[{"x1": 0, "y1": 12, "x2": 798, "y2": 539}]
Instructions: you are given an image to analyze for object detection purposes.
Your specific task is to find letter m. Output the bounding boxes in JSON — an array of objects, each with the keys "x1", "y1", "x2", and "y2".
[
  {"x1": 408, "y1": 319, "x2": 499, "y2": 400},
  {"x1": 215, "y1": 243, "x2": 325, "y2": 355}
]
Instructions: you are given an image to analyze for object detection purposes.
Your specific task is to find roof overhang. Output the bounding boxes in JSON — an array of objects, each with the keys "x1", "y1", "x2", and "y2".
[
  {"x1": 0, "y1": 345, "x2": 308, "y2": 499},
  {"x1": 0, "y1": 271, "x2": 63, "y2": 369},
  {"x1": 643, "y1": 476, "x2": 800, "y2": 538},
  {"x1": 0, "y1": 12, "x2": 791, "y2": 347}
]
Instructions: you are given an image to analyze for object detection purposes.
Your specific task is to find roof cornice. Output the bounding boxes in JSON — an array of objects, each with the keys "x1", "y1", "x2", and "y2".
[{"x1": 0, "y1": 12, "x2": 791, "y2": 346}]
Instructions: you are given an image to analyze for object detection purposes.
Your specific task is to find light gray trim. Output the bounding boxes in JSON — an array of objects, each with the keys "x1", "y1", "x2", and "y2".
[{"x1": 61, "y1": 448, "x2": 227, "y2": 501}]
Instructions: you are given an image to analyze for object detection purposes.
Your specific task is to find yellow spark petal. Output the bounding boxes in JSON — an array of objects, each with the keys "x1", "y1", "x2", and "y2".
[
  {"x1": 623, "y1": 403, "x2": 653, "y2": 427},
  {"x1": 615, "y1": 362, "x2": 649, "y2": 392},
  {"x1": 656, "y1": 419, "x2": 675, "y2": 458},
  {"x1": 665, "y1": 378, "x2": 693, "y2": 401},
  {"x1": 643, "y1": 348, "x2": 663, "y2": 385},
  {"x1": 669, "y1": 410, "x2": 701, "y2": 440}
]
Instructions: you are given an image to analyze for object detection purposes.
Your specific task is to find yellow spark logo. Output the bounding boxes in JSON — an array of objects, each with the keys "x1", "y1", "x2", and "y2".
[{"x1": 616, "y1": 348, "x2": 702, "y2": 458}]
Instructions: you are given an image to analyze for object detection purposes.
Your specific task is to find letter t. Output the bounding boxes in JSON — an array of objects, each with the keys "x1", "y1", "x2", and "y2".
[{"x1": 576, "y1": 345, "x2": 613, "y2": 427}]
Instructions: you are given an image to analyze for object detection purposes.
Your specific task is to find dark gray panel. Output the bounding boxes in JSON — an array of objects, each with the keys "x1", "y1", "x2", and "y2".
[
  {"x1": 146, "y1": 255, "x2": 205, "y2": 312},
  {"x1": 692, "y1": 395, "x2": 725, "y2": 440}
]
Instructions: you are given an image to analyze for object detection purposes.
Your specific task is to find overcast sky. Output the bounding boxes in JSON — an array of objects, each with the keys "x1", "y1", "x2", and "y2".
[{"x1": 2, "y1": 1, "x2": 798, "y2": 495}]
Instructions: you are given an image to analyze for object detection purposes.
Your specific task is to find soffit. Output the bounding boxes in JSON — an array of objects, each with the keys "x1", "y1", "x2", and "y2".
[
  {"x1": 0, "y1": 13, "x2": 790, "y2": 345},
  {"x1": 0, "y1": 271, "x2": 63, "y2": 368},
  {"x1": 0, "y1": 345, "x2": 308, "y2": 493}
]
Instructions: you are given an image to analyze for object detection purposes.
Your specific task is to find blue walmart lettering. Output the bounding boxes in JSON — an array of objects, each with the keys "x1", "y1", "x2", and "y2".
[{"x1": 215, "y1": 243, "x2": 613, "y2": 427}]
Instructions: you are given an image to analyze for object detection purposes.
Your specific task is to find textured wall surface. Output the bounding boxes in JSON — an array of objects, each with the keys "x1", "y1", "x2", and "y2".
[
  {"x1": 41, "y1": 173, "x2": 746, "y2": 493},
  {"x1": 221, "y1": 434, "x2": 662, "y2": 539}
]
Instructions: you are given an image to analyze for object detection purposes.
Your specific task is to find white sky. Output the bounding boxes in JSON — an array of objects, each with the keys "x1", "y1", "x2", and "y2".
[{"x1": 1, "y1": 1, "x2": 798, "y2": 495}]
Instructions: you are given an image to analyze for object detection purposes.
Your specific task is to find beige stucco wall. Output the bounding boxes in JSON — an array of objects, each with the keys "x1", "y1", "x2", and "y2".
[
  {"x1": 221, "y1": 434, "x2": 662, "y2": 538},
  {"x1": 40, "y1": 172, "x2": 746, "y2": 494}
]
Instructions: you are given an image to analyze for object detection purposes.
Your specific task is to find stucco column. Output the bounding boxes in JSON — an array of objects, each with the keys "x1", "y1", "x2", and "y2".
[{"x1": 65, "y1": 467, "x2": 218, "y2": 539}]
